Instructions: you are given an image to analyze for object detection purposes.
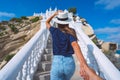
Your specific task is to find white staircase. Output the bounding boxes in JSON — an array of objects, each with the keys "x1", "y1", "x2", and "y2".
[{"x1": 33, "y1": 35, "x2": 52, "y2": 80}]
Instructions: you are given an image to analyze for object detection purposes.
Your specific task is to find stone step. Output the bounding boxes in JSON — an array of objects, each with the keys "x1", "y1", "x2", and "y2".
[
  {"x1": 47, "y1": 38, "x2": 52, "y2": 44},
  {"x1": 41, "y1": 53, "x2": 52, "y2": 61},
  {"x1": 46, "y1": 43, "x2": 52, "y2": 49},
  {"x1": 47, "y1": 39, "x2": 52, "y2": 44},
  {"x1": 39, "y1": 73, "x2": 50, "y2": 80},
  {"x1": 45, "y1": 48, "x2": 53, "y2": 54},
  {"x1": 33, "y1": 71, "x2": 50, "y2": 80},
  {"x1": 38, "y1": 61, "x2": 51, "y2": 72}
]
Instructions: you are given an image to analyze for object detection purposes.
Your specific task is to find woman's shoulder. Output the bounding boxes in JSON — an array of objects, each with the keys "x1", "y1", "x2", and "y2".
[{"x1": 49, "y1": 26, "x2": 58, "y2": 34}]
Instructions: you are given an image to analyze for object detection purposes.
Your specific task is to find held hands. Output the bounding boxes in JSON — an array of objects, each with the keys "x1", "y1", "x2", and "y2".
[{"x1": 80, "y1": 64, "x2": 103, "y2": 80}]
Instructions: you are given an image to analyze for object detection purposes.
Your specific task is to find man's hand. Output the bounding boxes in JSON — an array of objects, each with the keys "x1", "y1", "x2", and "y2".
[
  {"x1": 80, "y1": 65, "x2": 89, "y2": 80},
  {"x1": 80, "y1": 64, "x2": 103, "y2": 80}
]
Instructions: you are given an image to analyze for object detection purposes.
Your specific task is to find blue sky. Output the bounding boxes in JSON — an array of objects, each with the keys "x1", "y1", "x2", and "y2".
[{"x1": 0, "y1": 0, "x2": 120, "y2": 44}]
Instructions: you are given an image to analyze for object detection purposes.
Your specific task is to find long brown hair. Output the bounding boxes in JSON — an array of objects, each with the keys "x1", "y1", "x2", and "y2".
[{"x1": 58, "y1": 24, "x2": 77, "y2": 39}]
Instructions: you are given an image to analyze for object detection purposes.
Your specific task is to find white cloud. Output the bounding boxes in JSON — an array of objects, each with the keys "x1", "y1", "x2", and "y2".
[
  {"x1": 107, "y1": 33, "x2": 120, "y2": 43},
  {"x1": 95, "y1": 27, "x2": 120, "y2": 44},
  {"x1": 95, "y1": 27, "x2": 120, "y2": 34},
  {"x1": 108, "y1": 33, "x2": 120, "y2": 39},
  {"x1": 95, "y1": 0, "x2": 120, "y2": 10},
  {"x1": 0, "y1": 12, "x2": 16, "y2": 17},
  {"x1": 110, "y1": 19, "x2": 120, "y2": 24}
]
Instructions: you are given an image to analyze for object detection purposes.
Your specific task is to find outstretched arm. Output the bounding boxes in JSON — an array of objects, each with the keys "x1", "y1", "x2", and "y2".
[
  {"x1": 46, "y1": 10, "x2": 62, "y2": 29},
  {"x1": 71, "y1": 41, "x2": 102, "y2": 80}
]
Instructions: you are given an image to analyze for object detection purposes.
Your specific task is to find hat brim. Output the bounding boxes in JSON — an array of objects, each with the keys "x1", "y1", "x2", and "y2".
[{"x1": 53, "y1": 17, "x2": 72, "y2": 24}]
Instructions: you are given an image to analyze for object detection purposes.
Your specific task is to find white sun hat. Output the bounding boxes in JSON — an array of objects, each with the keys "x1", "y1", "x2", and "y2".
[{"x1": 53, "y1": 12, "x2": 72, "y2": 24}]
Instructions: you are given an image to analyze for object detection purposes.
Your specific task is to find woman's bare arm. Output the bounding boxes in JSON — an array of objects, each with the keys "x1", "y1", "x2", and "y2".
[
  {"x1": 71, "y1": 41, "x2": 102, "y2": 80},
  {"x1": 46, "y1": 10, "x2": 62, "y2": 29},
  {"x1": 71, "y1": 41, "x2": 87, "y2": 66}
]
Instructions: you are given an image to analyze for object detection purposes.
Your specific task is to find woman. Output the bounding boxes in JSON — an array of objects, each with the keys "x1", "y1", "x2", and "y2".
[{"x1": 46, "y1": 10, "x2": 102, "y2": 80}]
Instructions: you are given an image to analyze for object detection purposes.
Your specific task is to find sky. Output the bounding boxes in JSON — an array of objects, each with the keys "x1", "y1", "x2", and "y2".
[{"x1": 0, "y1": 0, "x2": 120, "y2": 44}]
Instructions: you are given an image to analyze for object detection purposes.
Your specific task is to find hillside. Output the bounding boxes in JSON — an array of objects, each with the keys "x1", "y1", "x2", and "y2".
[{"x1": 0, "y1": 16, "x2": 42, "y2": 68}]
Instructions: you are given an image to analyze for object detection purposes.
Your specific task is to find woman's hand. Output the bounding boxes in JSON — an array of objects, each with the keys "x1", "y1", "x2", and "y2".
[
  {"x1": 46, "y1": 10, "x2": 63, "y2": 29},
  {"x1": 80, "y1": 64, "x2": 103, "y2": 80}
]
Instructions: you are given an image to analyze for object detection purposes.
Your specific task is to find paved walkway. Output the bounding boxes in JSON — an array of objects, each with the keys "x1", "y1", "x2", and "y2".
[{"x1": 71, "y1": 54, "x2": 83, "y2": 80}]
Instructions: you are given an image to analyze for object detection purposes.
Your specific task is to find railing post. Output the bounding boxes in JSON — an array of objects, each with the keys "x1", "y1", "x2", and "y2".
[
  {"x1": 30, "y1": 52, "x2": 34, "y2": 79},
  {"x1": 16, "y1": 70, "x2": 22, "y2": 80},
  {"x1": 22, "y1": 61, "x2": 27, "y2": 80},
  {"x1": 26, "y1": 57, "x2": 31, "y2": 80}
]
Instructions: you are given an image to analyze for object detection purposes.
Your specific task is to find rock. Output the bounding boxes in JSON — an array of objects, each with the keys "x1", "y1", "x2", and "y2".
[
  {"x1": 10, "y1": 31, "x2": 27, "y2": 41},
  {"x1": 0, "y1": 38, "x2": 5, "y2": 43},
  {"x1": 19, "y1": 25, "x2": 31, "y2": 32},
  {"x1": 3, "y1": 39, "x2": 25, "y2": 50},
  {"x1": 0, "y1": 42, "x2": 6, "y2": 49},
  {"x1": 0, "y1": 42, "x2": 24, "y2": 58},
  {"x1": 81, "y1": 24, "x2": 94, "y2": 36},
  {"x1": 0, "y1": 60, "x2": 7, "y2": 69},
  {"x1": 101, "y1": 42, "x2": 117, "y2": 53},
  {"x1": 0, "y1": 38, "x2": 25, "y2": 58}
]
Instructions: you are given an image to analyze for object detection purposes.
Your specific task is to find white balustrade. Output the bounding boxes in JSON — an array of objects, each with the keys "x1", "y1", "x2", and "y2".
[
  {"x1": 0, "y1": 19, "x2": 49, "y2": 80},
  {"x1": 72, "y1": 21, "x2": 120, "y2": 80}
]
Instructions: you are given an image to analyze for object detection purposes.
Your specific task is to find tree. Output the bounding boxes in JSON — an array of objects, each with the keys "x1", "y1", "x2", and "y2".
[
  {"x1": 68, "y1": 7, "x2": 77, "y2": 14},
  {"x1": 5, "y1": 54, "x2": 15, "y2": 62},
  {"x1": 21, "y1": 16, "x2": 28, "y2": 20},
  {"x1": 30, "y1": 17, "x2": 39, "y2": 23},
  {"x1": 9, "y1": 24, "x2": 19, "y2": 33}
]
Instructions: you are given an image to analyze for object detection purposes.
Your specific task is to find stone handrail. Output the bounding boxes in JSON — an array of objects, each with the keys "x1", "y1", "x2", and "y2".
[
  {"x1": 71, "y1": 22, "x2": 120, "y2": 80},
  {"x1": 0, "y1": 20, "x2": 49, "y2": 80}
]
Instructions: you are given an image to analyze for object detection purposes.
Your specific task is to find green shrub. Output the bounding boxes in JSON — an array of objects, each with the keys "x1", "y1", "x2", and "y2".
[
  {"x1": 68, "y1": 7, "x2": 77, "y2": 14},
  {"x1": 92, "y1": 39, "x2": 98, "y2": 44},
  {"x1": 21, "y1": 16, "x2": 28, "y2": 20},
  {"x1": 9, "y1": 24, "x2": 19, "y2": 33},
  {"x1": 5, "y1": 54, "x2": 15, "y2": 62},
  {"x1": 30, "y1": 17, "x2": 39, "y2": 23},
  {"x1": 10, "y1": 18, "x2": 22, "y2": 22},
  {"x1": 0, "y1": 32, "x2": 4, "y2": 36}
]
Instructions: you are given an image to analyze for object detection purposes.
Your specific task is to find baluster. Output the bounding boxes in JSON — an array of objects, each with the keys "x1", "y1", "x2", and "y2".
[
  {"x1": 35, "y1": 48, "x2": 39, "y2": 64},
  {"x1": 45, "y1": 30, "x2": 48, "y2": 48},
  {"x1": 42, "y1": 34, "x2": 45, "y2": 49},
  {"x1": 22, "y1": 61, "x2": 28, "y2": 80},
  {"x1": 39, "y1": 35, "x2": 44, "y2": 51},
  {"x1": 36, "y1": 43, "x2": 40, "y2": 59},
  {"x1": 36, "y1": 43, "x2": 41, "y2": 63},
  {"x1": 16, "y1": 70, "x2": 22, "y2": 80},
  {"x1": 26, "y1": 56, "x2": 31, "y2": 80},
  {"x1": 38, "y1": 41, "x2": 42, "y2": 61},
  {"x1": 38, "y1": 49, "x2": 42, "y2": 57},
  {"x1": 38, "y1": 41, "x2": 42, "y2": 53},
  {"x1": 30, "y1": 52, "x2": 34, "y2": 77},
  {"x1": 33, "y1": 49, "x2": 38, "y2": 71}
]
